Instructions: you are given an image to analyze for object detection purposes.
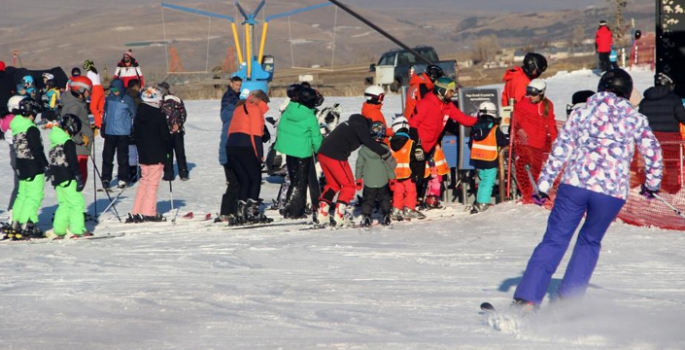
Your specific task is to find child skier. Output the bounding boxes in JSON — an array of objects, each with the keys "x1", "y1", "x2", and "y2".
[
  {"x1": 355, "y1": 122, "x2": 396, "y2": 227},
  {"x1": 41, "y1": 78, "x2": 61, "y2": 129},
  {"x1": 4, "y1": 96, "x2": 48, "y2": 240},
  {"x1": 389, "y1": 116, "x2": 425, "y2": 220},
  {"x1": 159, "y1": 82, "x2": 190, "y2": 181},
  {"x1": 469, "y1": 101, "x2": 508, "y2": 214},
  {"x1": 46, "y1": 115, "x2": 94, "y2": 239}
]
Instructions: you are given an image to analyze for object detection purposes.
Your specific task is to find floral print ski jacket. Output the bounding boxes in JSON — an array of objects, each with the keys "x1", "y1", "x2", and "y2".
[{"x1": 537, "y1": 91, "x2": 663, "y2": 200}]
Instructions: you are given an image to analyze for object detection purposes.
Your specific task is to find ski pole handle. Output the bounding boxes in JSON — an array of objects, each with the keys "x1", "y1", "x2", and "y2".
[{"x1": 524, "y1": 164, "x2": 540, "y2": 195}]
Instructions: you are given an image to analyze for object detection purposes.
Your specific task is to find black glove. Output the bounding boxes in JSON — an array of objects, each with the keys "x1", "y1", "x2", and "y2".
[
  {"x1": 75, "y1": 174, "x2": 84, "y2": 192},
  {"x1": 382, "y1": 152, "x2": 397, "y2": 169},
  {"x1": 43, "y1": 167, "x2": 51, "y2": 181},
  {"x1": 639, "y1": 184, "x2": 658, "y2": 200},
  {"x1": 414, "y1": 147, "x2": 425, "y2": 162}
]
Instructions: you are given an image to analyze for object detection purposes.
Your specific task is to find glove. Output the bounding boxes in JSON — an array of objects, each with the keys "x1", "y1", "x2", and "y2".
[
  {"x1": 75, "y1": 174, "x2": 84, "y2": 192},
  {"x1": 382, "y1": 152, "x2": 397, "y2": 169},
  {"x1": 414, "y1": 147, "x2": 425, "y2": 162},
  {"x1": 355, "y1": 179, "x2": 364, "y2": 191},
  {"x1": 82, "y1": 134, "x2": 90, "y2": 147},
  {"x1": 93, "y1": 127, "x2": 99, "y2": 138},
  {"x1": 640, "y1": 184, "x2": 658, "y2": 200},
  {"x1": 532, "y1": 192, "x2": 549, "y2": 206},
  {"x1": 388, "y1": 179, "x2": 397, "y2": 192}
]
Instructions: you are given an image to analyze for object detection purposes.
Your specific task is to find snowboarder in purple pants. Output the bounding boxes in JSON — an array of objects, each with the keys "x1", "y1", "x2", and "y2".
[{"x1": 513, "y1": 69, "x2": 663, "y2": 308}]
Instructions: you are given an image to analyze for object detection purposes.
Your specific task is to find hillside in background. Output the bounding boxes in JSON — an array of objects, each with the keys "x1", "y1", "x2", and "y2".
[{"x1": 0, "y1": 0, "x2": 653, "y2": 81}]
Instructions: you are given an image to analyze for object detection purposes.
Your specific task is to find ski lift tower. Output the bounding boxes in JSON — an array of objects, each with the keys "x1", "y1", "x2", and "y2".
[{"x1": 161, "y1": 1, "x2": 332, "y2": 95}]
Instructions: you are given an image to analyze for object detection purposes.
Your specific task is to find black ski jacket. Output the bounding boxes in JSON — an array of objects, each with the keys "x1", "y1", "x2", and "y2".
[
  {"x1": 638, "y1": 85, "x2": 685, "y2": 133},
  {"x1": 317, "y1": 114, "x2": 389, "y2": 160},
  {"x1": 134, "y1": 103, "x2": 171, "y2": 165}
]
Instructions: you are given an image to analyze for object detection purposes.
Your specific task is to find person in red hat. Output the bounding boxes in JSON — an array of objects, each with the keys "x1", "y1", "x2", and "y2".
[{"x1": 113, "y1": 50, "x2": 145, "y2": 88}]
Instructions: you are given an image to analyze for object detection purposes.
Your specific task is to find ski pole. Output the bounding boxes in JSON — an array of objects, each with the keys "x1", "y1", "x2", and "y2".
[
  {"x1": 524, "y1": 164, "x2": 540, "y2": 195},
  {"x1": 169, "y1": 180, "x2": 179, "y2": 225},
  {"x1": 92, "y1": 134, "x2": 97, "y2": 221},
  {"x1": 653, "y1": 194, "x2": 685, "y2": 219},
  {"x1": 90, "y1": 156, "x2": 122, "y2": 222},
  {"x1": 505, "y1": 99, "x2": 516, "y2": 200}
]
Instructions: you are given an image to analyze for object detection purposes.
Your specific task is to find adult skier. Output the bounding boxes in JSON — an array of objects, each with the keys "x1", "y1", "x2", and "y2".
[
  {"x1": 217, "y1": 76, "x2": 243, "y2": 223},
  {"x1": 113, "y1": 49, "x2": 145, "y2": 88},
  {"x1": 511, "y1": 69, "x2": 663, "y2": 309},
  {"x1": 501, "y1": 53, "x2": 547, "y2": 107},
  {"x1": 595, "y1": 20, "x2": 613, "y2": 73},
  {"x1": 404, "y1": 64, "x2": 444, "y2": 119}
]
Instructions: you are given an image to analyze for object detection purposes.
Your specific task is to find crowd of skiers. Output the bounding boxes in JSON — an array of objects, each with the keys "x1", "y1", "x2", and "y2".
[{"x1": 0, "y1": 50, "x2": 190, "y2": 240}]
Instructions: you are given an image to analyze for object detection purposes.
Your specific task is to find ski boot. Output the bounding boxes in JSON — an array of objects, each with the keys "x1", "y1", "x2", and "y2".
[
  {"x1": 360, "y1": 215, "x2": 372, "y2": 228},
  {"x1": 2, "y1": 222, "x2": 20, "y2": 240},
  {"x1": 470, "y1": 203, "x2": 492, "y2": 214},
  {"x1": 390, "y1": 207, "x2": 404, "y2": 221},
  {"x1": 247, "y1": 199, "x2": 273, "y2": 224},
  {"x1": 402, "y1": 207, "x2": 426, "y2": 220},
  {"x1": 236, "y1": 200, "x2": 249, "y2": 225},
  {"x1": 125, "y1": 213, "x2": 144, "y2": 223},
  {"x1": 317, "y1": 202, "x2": 331, "y2": 226},
  {"x1": 23, "y1": 221, "x2": 44, "y2": 239},
  {"x1": 381, "y1": 214, "x2": 392, "y2": 226},
  {"x1": 332, "y1": 203, "x2": 353, "y2": 228},
  {"x1": 143, "y1": 213, "x2": 166, "y2": 222},
  {"x1": 511, "y1": 298, "x2": 537, "y2": 315}
]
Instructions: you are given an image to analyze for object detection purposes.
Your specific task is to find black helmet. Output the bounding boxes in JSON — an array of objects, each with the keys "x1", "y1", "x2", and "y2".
[
  {"x1": 522, "y1": 53, "x2": 547, "y2": 79},
  {"x1": 298, "y1": 87, "x2": 318, "y2": 109},
  {"x1": 18, "y1": 97, "x2": 42, "y2": 117},
  {"x1": 634, "y1": 29, "x2": 642, "y2": 40},
  {"x1": 425, "y1": 64, "x2": 444, "y2": 82},
  {"x1": 656, "y1": 72, "x2": 675, "y2": 91},
  {"x1": 314, "y1": 90, "x2": 325, "y2": 107},
  {"x1": 59, "y1": 114, "x2": 83, "y2": 136},
  {"x1": 598, "y1": 68, "x2": 633, "y2": 98},
  {"x1": 286, "y1": 84, "x2": 302, "y2": 100}
]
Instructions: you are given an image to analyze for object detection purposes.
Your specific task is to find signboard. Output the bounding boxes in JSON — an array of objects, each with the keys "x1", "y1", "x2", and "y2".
[
  {"x1": 456, "y1": 87, "x2": 501, "y2": 170},
  {"x1": 657, "y1": 0, "x2": 685, "y2": 98}
]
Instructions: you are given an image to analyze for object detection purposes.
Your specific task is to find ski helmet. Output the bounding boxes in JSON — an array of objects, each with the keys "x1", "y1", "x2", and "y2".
[
  {"x1": 526, "y1": 79, "x2": 546, "y2": 97},
  {"x1": 286, "y1": 84, "x2": 302, "y2": 100},
  {"x1": 566, "y1": 90, "x2": 595, "y2": 116},
  {"x1": 364, "y1": 85, "x2": 385, "y2": 104},
  {"x1": 70, "y1": 76, "x2": 93, "y2": 95},
  {"x1": 425, "y1": 64, "x2": 444, "y2": 82},
  {"x1": 433, "y1": 77, "x2": 457, "y2": 101},
  {"x1": 298, "y1": 87, "x2": 318, "y2": 109},
  {"x1": 599, "y1": 20, "x2": 608, "y2": 26},
  {"x1": 42, "y1": 72, "x2": 54, "y2": 81},
  {"x1": 7, "y1": 95, "x2": 25, "y2": 115},
  {"x1": 598, "y1": 68, "x2": 633, "y2": 99},
  {"x1": 83, "y1": 59, "x2": 95, "y2": 71},
  {"x1": 656, "y1": 72, "x2": 675, "y2": 91},
  {"x1": 59, "y1": 114, "x2": 83, "y2": 136},
  {"x1": 477, "y1": 101, "x2": 498, "y2": 117},
  {"x1": 71, "y1": 67, "x2": 81, "y2": 77},
  {"x1": 369, "y1": 121, "x2": 386, "y2": 141},
  {"x1": 141, "y1": 86, "x2": 163, "y2": 106},
  {"x1": 18, "y1": 97, "x2": 41, "y2": 117},
  {"x1": 22, "y1": 75, "x2": 34, "y2": 87},
  {"x1": 522, "y1": 53, "x2": 547, "y2": 79},
  {"x1": 391, "y1": 116, "x2": 410, "y2": 134}
]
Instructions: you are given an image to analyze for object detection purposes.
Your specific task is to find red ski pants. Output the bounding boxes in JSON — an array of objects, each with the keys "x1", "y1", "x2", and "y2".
[
  {"x1": 393, "y1": 178, "x2": 417, "y2": 210},
  {"x1": 318, "y1": 154, "x2": 356, "y2": 205}
]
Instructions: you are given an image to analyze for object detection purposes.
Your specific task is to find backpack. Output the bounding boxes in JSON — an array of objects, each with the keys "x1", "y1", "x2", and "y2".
[{"x1": 161, "y1": 95, "x2": 187, "y2": 132}]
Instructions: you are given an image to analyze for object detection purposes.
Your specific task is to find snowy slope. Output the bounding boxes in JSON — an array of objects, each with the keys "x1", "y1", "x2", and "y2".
[{"x1": 0, "y1": 68, "x2": 684, "y2": 350}]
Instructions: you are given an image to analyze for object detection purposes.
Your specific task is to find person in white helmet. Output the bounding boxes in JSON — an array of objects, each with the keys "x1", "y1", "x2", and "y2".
[
  {"x1": 469, "y1": 101, "x2": 509, "y2": 213},
  {"x1": 512, "y1": 78, "x2": 558, "y2": 204},
  {"x1": 361, "y1": 85, "x2": 392, "y2": 141}
]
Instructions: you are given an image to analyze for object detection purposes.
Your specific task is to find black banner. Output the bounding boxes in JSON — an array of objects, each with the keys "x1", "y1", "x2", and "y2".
[{"x1": 656, "y1": 0, "x2": 685, "y2": 98}]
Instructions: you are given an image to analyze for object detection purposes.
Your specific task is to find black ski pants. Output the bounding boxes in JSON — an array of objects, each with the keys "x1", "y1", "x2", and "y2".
[
  {"x1": 361, "y1": 185, "x2": 392, "y2": 216},
  {"x1": 227, "y1": 146, "x2": 262, "y2": 201},
  {"x1": 164, "y1": 132, "x2": 188, "y2": 179},
  {"x1": 101, "y1": 134, "x2": 130, "y2": 183},
  {"x1": 283, "y1": 155, "x2": 312, "y2": 218},
  {"x1": 220, "y1": 163, "x2": 240, "y2": 216},
  {"x1": 598, "y1": 52, "x2": 611, "y2": 72}
]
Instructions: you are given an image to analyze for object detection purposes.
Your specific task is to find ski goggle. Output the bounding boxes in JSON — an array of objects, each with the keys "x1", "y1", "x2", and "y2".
[{"x1": 526, "y1": 86, "x2": 544, "y2": 97}]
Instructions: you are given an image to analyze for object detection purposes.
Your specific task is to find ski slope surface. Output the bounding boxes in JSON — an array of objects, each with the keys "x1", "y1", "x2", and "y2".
[{"x1": 0, "y1": 68, "x2": 683, "y2": 349}]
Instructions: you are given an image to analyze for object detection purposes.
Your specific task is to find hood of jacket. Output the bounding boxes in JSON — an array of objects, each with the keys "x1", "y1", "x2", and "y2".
[
  {"x1": 409, "y1": 72, "x2": 434, "y2": 90},
  {"x1": 643, "y1": 85, "x2": 671, "y2": 101},
  {"x1": 502, "y1": 66, "x2": 527, "y2": 83},
  {"x1": 49, "y1": 126, "x2": 71, "y2": 149},
  {"x1": 110, "y1": 78, "x2": 125, "y2": 93}
]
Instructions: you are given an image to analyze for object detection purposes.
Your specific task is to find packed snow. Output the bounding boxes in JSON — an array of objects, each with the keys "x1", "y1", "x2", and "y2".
[{"x1": 0, "y1": 67, "x2": 684, "y2": 350}]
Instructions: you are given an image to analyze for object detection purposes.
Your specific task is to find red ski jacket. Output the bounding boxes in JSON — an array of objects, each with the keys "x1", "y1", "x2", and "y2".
[
  {"x1": 513, "y1": 97, "x2": 558, "y2": 150},
  {"x1": 501, "y1": 66, "x2": 530, "y2": 107},
  {"x1": 595, "y1": 26, "x2": 613, "y2": 53},
  {"x1": 409, "y1": 92, "x2": 476, "y2": 152}
]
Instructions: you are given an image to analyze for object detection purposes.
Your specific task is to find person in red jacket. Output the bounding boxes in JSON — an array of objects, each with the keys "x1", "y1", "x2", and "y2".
[
  {"x1": 595, "y1": 20, "x2": 613, "y2": 73},
  {"x1": 409, "y1": 77, "x2": 477, "y2": 204},
  {"x1": 361, "y1": 85, "x2": 393, "y2": 141},
  {"x1": 501, "y1": 53, "x2": 547, "y2": 107},
  {"x1": 404, "y1": 65, "x2": 443, "y2": 119},
  {"x1": 113, "y1": 50, "x2": 145, "y2": 89},
  {"x1": 512, "y1": 79, "x2": 558, "y2": 204}
]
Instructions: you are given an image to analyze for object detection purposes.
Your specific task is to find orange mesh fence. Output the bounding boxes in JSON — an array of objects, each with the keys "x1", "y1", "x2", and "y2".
[
  {"x1": 512, "y1": 124, "x2": 685, "y2": 231},
  {"x1": 620, "y1": 131, "x2": 685, "y2": 231},
  {"x1": 629, "y1": 33, "x2": 655, "y2": 70}
]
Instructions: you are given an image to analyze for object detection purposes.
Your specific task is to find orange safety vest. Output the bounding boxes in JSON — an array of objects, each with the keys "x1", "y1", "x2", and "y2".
[
  {"x1": 424, "y1": 144, "x2": 450, "y2": 178},
  {"x1": 470, "y1": 126, "x2": 499, "y2": 161},
  {"x1": 391, "y1": 139, "x2": 414, "y2": 180}
]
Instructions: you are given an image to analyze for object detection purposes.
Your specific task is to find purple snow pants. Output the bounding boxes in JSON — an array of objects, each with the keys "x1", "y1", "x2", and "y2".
[{"x1": 513, "y1": 184, "x2": 625, "y2": 305}]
